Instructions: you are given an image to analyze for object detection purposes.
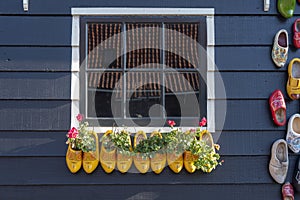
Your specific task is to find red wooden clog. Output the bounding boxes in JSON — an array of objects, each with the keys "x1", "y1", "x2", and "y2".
[
  {"x1": 282, "y1": 182, "x2": 294, "y2": 200},
  {"x1": 269, "y1": 89, "x2": 286, "y2": 126},
  {"x1": 293, "y1": 19, "x2": 300, "y2": 48}
]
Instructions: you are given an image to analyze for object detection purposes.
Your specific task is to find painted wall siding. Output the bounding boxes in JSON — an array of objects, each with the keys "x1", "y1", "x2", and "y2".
[{"x1": 0, "y1": 0, "x2": 297, "y2": 199}]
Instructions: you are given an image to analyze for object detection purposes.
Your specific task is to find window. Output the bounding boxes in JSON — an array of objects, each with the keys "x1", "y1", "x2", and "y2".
[{"x1": 71, "y1": 8, "x2": 216, "y2": 132}]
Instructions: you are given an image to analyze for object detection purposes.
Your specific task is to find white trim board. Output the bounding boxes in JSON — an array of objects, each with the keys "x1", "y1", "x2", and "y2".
[
  {"x1": 72, "y1": 8, "x2": 214, "y2": 16},
  {"x1": 71, "y1": 7, "x2": 216, "y2": 133}
]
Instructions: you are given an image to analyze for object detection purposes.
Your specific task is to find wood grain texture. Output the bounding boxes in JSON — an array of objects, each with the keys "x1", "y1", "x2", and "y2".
[
  {"x1": 215, "y1": 16, "x2": 299, "y2": 46},
  {"x1": 0, "y1": 155, "x2": 297, "y2": 185},
  {"x1": 0, "y1": 132, "x2": 66, "y2": 156},
  {"x1": 215, "y1": 99, "x2": 299, "y2": 131},
  {"x1": 0, "y1": 184, "x2": 292, "y2": 200},
  {"x1": 215, "y1": 46, "x2": 300, "y2": 71},
  {"x1": 218, "y1": 72, "x2": 288, "y2": 99},
  {"x1": 0, "y1": 47, "x2": 71, "y2": 71},
  {"x1": 0, "y1": 101, "x2": 70, "y2": 130},
  {"x1": 0, "y1": 16, "x2": 71, "y2": 46},
  {"x1": 0, "y1": 72, "x2": 70, "y2": 99},
  {"x1": 0, "y1": 15, "x2": 297, "y2": 47}
]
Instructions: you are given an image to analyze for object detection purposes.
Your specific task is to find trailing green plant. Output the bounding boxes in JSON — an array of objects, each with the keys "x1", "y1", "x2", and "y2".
[{"x1": 193, "y1": 140, "x2": 221, "y2": 173}]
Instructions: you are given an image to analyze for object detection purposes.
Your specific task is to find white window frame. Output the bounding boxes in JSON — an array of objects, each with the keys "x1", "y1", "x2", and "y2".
[{"x1": 71, "y1": 7, "x2": 215, "y2": 133}]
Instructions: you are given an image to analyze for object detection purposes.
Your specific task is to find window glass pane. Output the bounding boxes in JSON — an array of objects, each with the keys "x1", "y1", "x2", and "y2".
[
  {"x1": 87, "y1": 72, "x2": 122, "y2": 118},
  {"x1": 87, "y1": 23, "x2": 122, "y2": 69},
  {"x1": 125, "y1": 72, "x2": 162, "y2": 118},
  {"x1": 165, "y1": 23, "x2": 199, "y2": 69},
  {"x1": 165, "y1": 72, "x2": 200, "y2": 117},
  {"x1": 126, "y1": 23, "x2": 161, "y2": 69}
]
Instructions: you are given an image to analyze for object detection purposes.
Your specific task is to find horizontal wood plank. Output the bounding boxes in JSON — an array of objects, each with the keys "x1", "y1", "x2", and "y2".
[
  {"x1": 218, "y1": 71, "x2": 288, "y2": 99},
  {"x1": 0, "y1": 155, "x2": 296, "y2": 185},
  {"x1": 0, "y1": 72, "x2": 70, "y2": 99},
  {"x1": 215, "y1": 46, "x2": 300, "y2": 71},
  {"x1": 0, "y1": 16, "x2": 71, "y2": 46},
  {"x1": 0, "y1": 15, "x2": 296, "y2": 47},
  {"x1": 216, "y1": 131, "x2": 286, "y2": 156},
  {"x1": 0, "y1": 184, "x2": 290, "y2": 200},
  {"x1": 215, "y1": 99, "x2": 299, "y2": 131},
  {"x1": 0, "y1": 0, "x2": 299, "y2": 15},
  {"x1": 0, "y1": 101, "x2": 70, "y2": 130},
  {"x1": 215, "y1": 16, "x2": 298, "y2": 46},
  {"x1": 0, "y1": 132, "x2": 66, "y2": 156},
  {"x1": 0, "y1": 47, "x2": 71, "y2": 71}
]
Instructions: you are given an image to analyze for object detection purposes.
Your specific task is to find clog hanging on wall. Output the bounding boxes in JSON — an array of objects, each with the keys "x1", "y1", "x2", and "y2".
[{"x1": 278, "y1": 0, "x2": 296, "y2": 18}]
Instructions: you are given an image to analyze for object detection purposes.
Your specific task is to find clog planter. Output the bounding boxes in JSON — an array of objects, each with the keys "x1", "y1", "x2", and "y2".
[
  {"x1": 133, "y1": 131, "x2": 150, "y2": 174},
  {"x1": 167, "y1": 152, "x2": 183, "y2": 173},
  {"x1": 272, "y1": 29, "x2": 288, "y2": 67},
  {"x1": 287, "y1": 58, "x2": 300, "y2": 100},
  {"x1": 100, "y1": 130, "x2": 116, "y2": 173},
  {"x1": 66, "y1": 145, "x2": 82, "y2": 173}
]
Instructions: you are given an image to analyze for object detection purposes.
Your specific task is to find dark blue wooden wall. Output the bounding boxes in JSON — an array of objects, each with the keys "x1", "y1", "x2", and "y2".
[{"x1": 0, "y1": 0, "x2": 299, "y2": 199}]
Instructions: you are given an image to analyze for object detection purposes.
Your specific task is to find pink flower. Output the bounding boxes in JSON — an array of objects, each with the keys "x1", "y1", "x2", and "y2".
[
  {"x1": 168, "y1": 120, "x2": 176, "y2": 127},
  {"x1": 76, "y1": 114, "x2": 83, "y2": 122},
  {"x1": 68, "y1": 127, "x2": 79, "y2": 138},
  {"x1": 199, "y1": 117, "x2": 207, "y2": 127}
]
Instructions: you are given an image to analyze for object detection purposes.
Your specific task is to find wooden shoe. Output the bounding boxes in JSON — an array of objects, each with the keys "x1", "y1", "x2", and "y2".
[
  {"x1": 167, "y1": 152, "x2": 183, "y2": 173},
  {"x1": 286, "y1": 114, "x2": 300, "y2": 153},
  {"x1": 292, "y1": 157, "x2": 300, "y2": 192},
  {"x1": 133, "y1": 131, "x2": 150, "y2": 174},
  {"x1": 272, "y1": 29, "x2": 288, "y2": 67},
  {"x1": 278, "y1": 0, "x2": 295, "y2": 18},
  {"x1": 269, "y1": 90, "x2": 286, "y2": 126},
  {"x1": 116, "y1": 132, "x2": 133, "y2": 173},
  {"x1": 199, "y1": 130, "x2": 215, "y2": 152},
  {"x1": 83, "y1": 131, "x2": 99, "y2": 174},
  {"x1": 269, "y1": 139, "x2": 288, "y2": 184},
  {"x1": 183, "y1": 151, "x2": 198, "y2": 173},
  {"x1": 66, "y1": 144, "x2": 82, "y2": 173},
  {"x1": 293, "y1": 19, "x2": 300, "y2": 48},
  {"x1": 287, "y1": 58, "x2": 300, "y2": 100},
  {"x1": 282, "y1": 182, "x2": 294, "y2": 200},
  {"x1": 100, "y1": 130, "x2": 116, "y2": 173},
  {"x1": 150, "y1": 131, "x2": 166, "y2": 174},
  {"x1": 183, "y1": 131, "x2": 197, "y2": 173}
]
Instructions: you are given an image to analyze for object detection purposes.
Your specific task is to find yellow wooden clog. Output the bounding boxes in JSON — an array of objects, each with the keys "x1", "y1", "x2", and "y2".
[
  {"x1": 133, "y1": 131, "x2": 150, "y2": 174},
  {"x1": 150, "y1": 131, "x2": 166, "y2": 174},
  {"x1": 116, "y1": 132, "x2": 132, "y2": 173},
  {"x1": 66, "y1": 144, "x2": 82, "y2": 173},
  {"x1": 83, "y1": 131, "x2": 99, "y2": 174},
  {"x1": 100, "y1": 130, "x2": 116, "y2": 173},
  {"x1": 287, "y1": 58, "x2": 300, "y2": 100},
  {"x1": 183, "y1": 151, "x2": 198, "y2": 173},
  {"x1": 199, "y1": 130, "x2": 215, "y2": 152},
  {"x1": 167, "y1": 152, "x2": 183, "y2": 173}
]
